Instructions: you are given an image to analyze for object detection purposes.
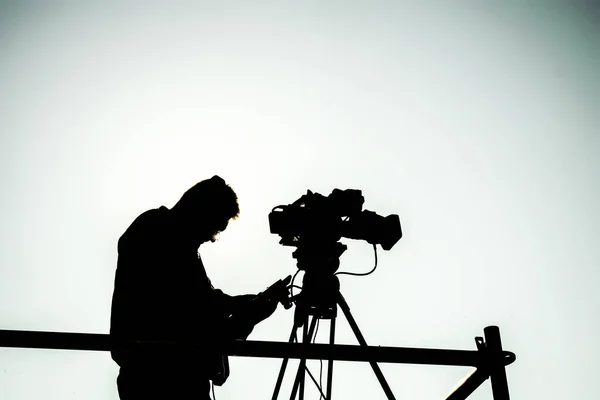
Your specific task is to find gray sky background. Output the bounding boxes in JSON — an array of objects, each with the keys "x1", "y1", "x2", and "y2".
[{"x1": 0, "y1": 1, "x2": 598, "y2": 399}]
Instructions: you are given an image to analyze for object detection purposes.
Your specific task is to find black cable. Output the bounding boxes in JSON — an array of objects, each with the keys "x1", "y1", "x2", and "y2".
[
  {"x1": 319, "y1": 359, "x2": 324, "y2": 400},
  {"x1": 290, "y1": 270, "x2": 301, "y2": 297},
  {"x1": 211, "y1": 382, "x2": 216, "y2": 400},
  {"x1": 335, "y1": 244, "x2": 378, "y2": 277},
  {"x1": 301, "y1": 318, "x2": 327, "y2": 400}
]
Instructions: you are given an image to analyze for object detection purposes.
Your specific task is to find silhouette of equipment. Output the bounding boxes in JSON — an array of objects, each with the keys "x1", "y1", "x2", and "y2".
[
  {"x1": 0, "y1": 188, "x2": 516, "y2": 399},
  {"x1": 266, "y1": 187, "x2": 513, "y2": 400},
  {"x1": 269, "y1": 188, "x2": 404, "y2": 399}
]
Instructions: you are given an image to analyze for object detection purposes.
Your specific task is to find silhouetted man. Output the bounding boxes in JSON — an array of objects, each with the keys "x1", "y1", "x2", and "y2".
[{"x1": 110, "y1": 176, "x2": 280, "y2": 399}]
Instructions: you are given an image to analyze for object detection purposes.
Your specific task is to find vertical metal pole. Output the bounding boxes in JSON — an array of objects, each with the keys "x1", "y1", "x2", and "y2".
[
  {"x1": 326, "y1": 317, "x2": 336, "y2": 400},
  {"x1": 484, "y1": 326, "x2": 510, "y2": 400}
]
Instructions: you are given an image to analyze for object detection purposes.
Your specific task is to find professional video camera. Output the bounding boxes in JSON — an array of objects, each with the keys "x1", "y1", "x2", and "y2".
[{"x1": 268, "y1": 188, "x2": 402, "y2": 274}]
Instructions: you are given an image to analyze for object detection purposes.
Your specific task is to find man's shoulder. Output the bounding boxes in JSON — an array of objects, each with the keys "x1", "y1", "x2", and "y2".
[
  {"x1": 135, "y1": 206, "x2": 170, "y2": 223},
  {"x1": 118, "y1": 206, "x2": 171, "y2": 250},
  {"x1": 127, "y1": 206, "x2": 170, "y2": 232}
]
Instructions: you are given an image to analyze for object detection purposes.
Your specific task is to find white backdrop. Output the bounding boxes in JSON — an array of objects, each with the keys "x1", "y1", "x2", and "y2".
[{"x1": 1, "y1": 2, "x2": 598, "y2": 399}]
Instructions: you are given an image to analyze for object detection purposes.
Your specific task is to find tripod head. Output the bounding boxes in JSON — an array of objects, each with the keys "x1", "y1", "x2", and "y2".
[{"x1": 289, "y1": 242, "x2": 345, "y2": 327}]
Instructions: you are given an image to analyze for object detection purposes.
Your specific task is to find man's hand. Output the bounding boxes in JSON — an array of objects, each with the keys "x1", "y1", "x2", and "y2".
[
  {"x1": 250, "y1": 295, "x2": 279, "y2": 325},
  {"x1": 249, "y1": 275, "x2": 291, "y2": 324},
  {"x1": 224, "y1": 297, "x2": 276, "y2": 340},
  {"x1": 226, "y1": 276, "x2": 291, "y2": 339}
]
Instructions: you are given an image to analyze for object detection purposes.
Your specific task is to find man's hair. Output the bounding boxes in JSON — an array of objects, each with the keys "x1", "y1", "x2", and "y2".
[{"x1": 175, "y1": 176, "x2": 240, "y2": 220}]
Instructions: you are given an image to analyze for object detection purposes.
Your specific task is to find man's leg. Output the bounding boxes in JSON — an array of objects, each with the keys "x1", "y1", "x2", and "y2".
[{"x1": 117, "y1": 368, "x2": 211, "y2": 400}]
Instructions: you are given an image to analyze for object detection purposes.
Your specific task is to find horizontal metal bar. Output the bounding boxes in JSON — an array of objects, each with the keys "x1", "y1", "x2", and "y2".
[
  {"x1": 0, "y1": 330, "x2": 112, "y2": 352},
  {"x1": 0, "y1": 329, "x2": 513, "y2": 368},
  {"x1": 227, "y1": 338, "x2": 481, "y2": 366}
]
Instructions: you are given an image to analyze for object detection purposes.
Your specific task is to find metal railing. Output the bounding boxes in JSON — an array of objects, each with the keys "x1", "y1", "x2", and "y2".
[{"x1": 0, "y1": 325, "x2": 514, "y2": 400}]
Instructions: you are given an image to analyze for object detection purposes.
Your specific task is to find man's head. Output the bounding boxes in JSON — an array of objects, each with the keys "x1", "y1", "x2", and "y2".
[{"x1": 171, "y1": 176, "x2": 240, "y2": 246}]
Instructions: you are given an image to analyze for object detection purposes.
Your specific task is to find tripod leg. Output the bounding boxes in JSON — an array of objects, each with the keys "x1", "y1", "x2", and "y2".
[
  {"x1": 290, "y1": 315, "x2": 318, "y2": 400},
  {"x1": 272, "y1": 324, "x2": 299, "y2": 400},
  {"x1": 299, "y1": 317, "x2": 308, "y2": 400},
  {"x1": 337, "y1": 293, "x2": 397, "y2": 400},
  {"x1": 326, "y1": 317, "x2": 336, "y2": 400}
]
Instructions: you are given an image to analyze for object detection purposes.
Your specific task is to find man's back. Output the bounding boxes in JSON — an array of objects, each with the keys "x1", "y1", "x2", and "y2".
[{"x1": 110, "y1": 206, "x2": 220, "y2": 398}]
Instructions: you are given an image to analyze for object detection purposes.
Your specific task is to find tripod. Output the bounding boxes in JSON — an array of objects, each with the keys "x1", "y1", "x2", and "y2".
[{"x1": 271, "y1": 276, "x2": 396, "y2": 400}]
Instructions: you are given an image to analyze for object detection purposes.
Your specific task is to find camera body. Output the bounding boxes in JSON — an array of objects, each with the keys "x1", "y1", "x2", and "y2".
[
  {"x1": 269, "y1": 188, "x2": 401, "y2": 322},
  {"x1": 269, "y1": 188, "x2": 402, "y2": 254}
]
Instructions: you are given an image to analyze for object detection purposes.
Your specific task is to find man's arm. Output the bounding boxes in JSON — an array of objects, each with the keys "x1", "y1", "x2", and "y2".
[
  {"x1": 210, "y1": 290, "x2": 255, "y2": 315},
  {"x1": 212, "y1": 276, "x2": 291, "y2": 340},
  {"x1": 207, "y1": 289, "x2": 256, "y2": 339}
]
